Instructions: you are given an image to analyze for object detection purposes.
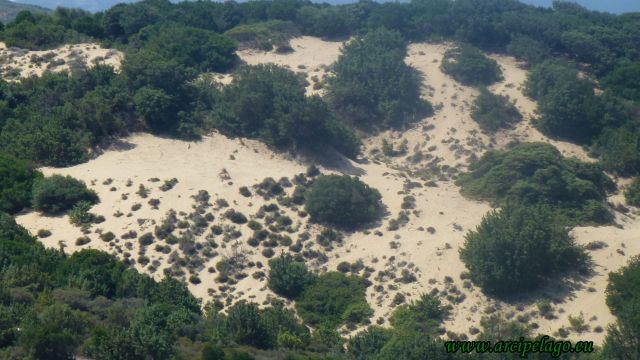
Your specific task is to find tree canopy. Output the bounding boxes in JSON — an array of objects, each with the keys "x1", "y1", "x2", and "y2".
[
  {"x1": 327, "y1": 28, "x2": 432, "y2": 129},
  {"x1": 456, "y1": 142, "x2": 614, "y2": 225},
  {"x1": 460, "y1": 204, "x2": 588, "y2": 295},
  {"x1": 305, "y1": 174, "x2": 382, "y2": 228}
]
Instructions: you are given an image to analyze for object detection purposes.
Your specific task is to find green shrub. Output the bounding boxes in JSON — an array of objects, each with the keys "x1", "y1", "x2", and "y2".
[
  {"x1": 0, "y1": 152, "x2": 42, "y2": 214},
  {"x1": 32, "y1": 175, "x2": 98, "y2": 214},
  {"x1": 459, "y1": 204, "x2": 588, "y2": 295},
  {"x1": 68, "y1": 201, "x2": 96, "y2": 227},
  {"x1": 129, "y1": 23, "x2": 237, "y2": 72},
  {"x1": 305, "y1": 175, "x2": 381, "y2": 228},
  {"x1": 327, "y1": 28, "x2": 431, "y2": 128},
  {"x1": 267, "y1": 253, "x2": 315, "y2": 299},
  {"x1": 224, "y1": 20, "x2": 298, "y2": 51},
  {"x1": 593, "y1": 125, "x2": 640, "y2": 176},
  {"x1": 295, "y1": 272, "x2": 371, "y2": 327},
  {"x1": 470, "y1": 88, "x2": 522, "y2": 132},
  {"x1": 201, "y1": 343, "x2": 225, "y2": 360},
  {"x1": 347, "y1": 326, "x2": 392, "y2": 360},
  {"x1": 625, "y1": 178, "x2": 640, "y2": 207},
  {"x1": 456, "y1": 142, "x2": 613, "y2": 225},
  {"x1": 603, "y1": 256, "x2": 640, "y2": 359},
  {"x1": 441, "y1": 44, "x2": 502, "y2": 86},
  {"x1": 389, "y1": 293, "x2": 449, "y2": 336},
  {"x1": 224, "y1": 209, "x2": 248, "y2": 224}
]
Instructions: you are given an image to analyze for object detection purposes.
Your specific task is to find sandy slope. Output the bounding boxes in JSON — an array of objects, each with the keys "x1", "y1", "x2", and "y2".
[
  {"x1": 14, "y1": 37, "x2": 640, "y2": 344},
  {"x1": 0, "y1": 42, "x2": 123, "y2": 80}
]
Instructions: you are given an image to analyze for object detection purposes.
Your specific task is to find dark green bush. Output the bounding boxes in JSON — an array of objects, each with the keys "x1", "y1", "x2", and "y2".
[
  {"x1": 295, "y1": 272, "x2": 371, "y2": 328},
  {"x1": 441, "y1": 44, "x2": 502, "y2": 86},
  {"x1": 389, "y1": 293, "x2": 449, "y2": 336},
  {"x1": 224, "y1": 20, "x2": 298, "y2": 51},
  {"x1": 624, "y1": 178, "x2": 640, "y2": 207},
  {"x1": 603, "y1": 256, "x2": 640, "y2": 359},
  {"x1": 305, "y1": 175, "x2": 381, "y2": 228},
  {"x1": 456, "y1": 142, "x2": 613, "y2": 225},
  {"x1": 347, "y1": 326, "x2": 392, "y2": 360},
  {"x1": 327, "y1": 28, "x2": 431, "y2": 129},
  {"x1": 32, "y1": 175, "x2": 98, "y2": 215},
  {"x1": 129, "y1": 23, "x2": 237, "y2": 72},
  {"x1": 470, "y1": 88, "x2": 522, "y2": 132},
  {"x1": 202, "y1": 343, "x2": 225, "y2": 360},
  {"x1": 593, "y1": 125, "x2": 640, "y2": 176},
  {"x1": 267, "y1": 253, "x2": 315, "y2": 299},
  {"x1": 0, "y1": 152, "x2": 42, "y2": 214},
  {"x1": 213, "y1": 64, "x2": 361, "y2": 158},
  {"x1": 459, "y1": 204, "x2": 588, "y2": 295}
]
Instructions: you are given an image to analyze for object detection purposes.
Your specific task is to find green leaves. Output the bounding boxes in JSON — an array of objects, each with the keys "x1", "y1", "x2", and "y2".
[
  {"x1": 305, "y1": 174, "x2": 381, "y2": 228},
  {"x1": 441, "y1": 44, "x2": 503, "y2": 86},
  {"x1": 295, "y1": 272, "x2": 371, "y2": 328},
  {"x1": 267, "y1": 253, "x2": 314, "y2": 299},
  {"x1": 31, "y1": 175, "x2": 98, "y2": 215},
  {"x1": 327, "y1": 28, "x2": 431, "y2": 128},
  {"x1": 459, "y1": 204, "x2": 588, "y2": 295},
  {"x1": 0, "y1": 152, "x2": 41, "y2": 214},
  {"x1": 456, "y1": 142, "x2": 613, "y2": 225},
  {"x1": 470, "y1": 88, "x2": 522, "y2": 132}
]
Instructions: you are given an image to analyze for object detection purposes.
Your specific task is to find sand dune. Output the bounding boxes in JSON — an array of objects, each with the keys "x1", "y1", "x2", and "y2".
[
  {"x1": 0, "y1": 42, "x2": 123, "y2": 80},
  {"x1": 14, "y1": 37, "x2": 640, "y2": 343}
]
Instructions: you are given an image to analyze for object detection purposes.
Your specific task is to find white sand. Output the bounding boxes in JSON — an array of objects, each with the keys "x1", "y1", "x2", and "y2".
[
  {"x1": 0, "y1": 42, "x2": 123, "y2": 80},
  {"x1": 14, "y1": 37, "x2": 640, "y2": 344}
]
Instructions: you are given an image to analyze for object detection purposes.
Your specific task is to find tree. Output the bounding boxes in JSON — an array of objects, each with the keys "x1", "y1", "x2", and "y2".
[
  {"x1": 305, "y1": 174, "x2": 381, "y2": 228},
  {"x1": 440, "y1": 44, "x2": 503, "y2": 86},
  {"x1": 459, "y1": 204, "x2": 587, "y2": 295},
  {"x1": 470, "y1": 88, "x2": 522, "y2": 132},
  {"x1": 267, "y1": 253, "x2": 315, "y2": 299},
  {"x1": 0, "y1": 152, "x2": 42, "y2": 214},
  {"x1": 224, "y1": 301, "x2": 269, "y2": 348},
  {"x1": 20, "y1": 304, "x2": 87, "y2": 360},
  {"x1": 327, "y1": 28, "x2": 431, "y2": 129},
  {"x1": 31, "y1": 175, "x2": 98, "y2": 215}
]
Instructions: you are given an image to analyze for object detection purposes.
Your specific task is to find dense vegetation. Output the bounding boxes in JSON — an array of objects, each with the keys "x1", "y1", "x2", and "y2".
[
  {"x1": 460, "y1": 204, "x2": 588, "y2": 295},
  {"x1": 326, "y1": 28, "x2": 431, "y2": 129},
  {"x1": 456, "y1": 142, "x2": 614, "y2": 225},
  {"x1": 213, "y1": 64, "x2": 360, "y2": 157},
  {"x1": 31, "y1": 175, "x2": 98, "y2": 215},
  {"x1": 604, "y1": 256, "x2": 640, "y2": 359},
  {"x1": 268, "y1": 253, "x2": 314, "y2": 299},
  {"x1": 441, "y1": 44, "x2": 503, "y2": 86},
  {"x1": 625, "y1": 178, "x2": 640, "y2": 207},
  {"x1": 525, "y1": 60, "x2": 639, "y2": 175},
  {"x1": 470, "y1": 88, "x2": 522, "y2": 132},
  {"x1": 0, "y1": 153, "x2": 41, "y2": 214},
  {"x1": 305, "y1": 174, "x2": 382, "y2": 228},
  {"x1": 295, "y1": 272, "x2": 372, "y2": 328}
]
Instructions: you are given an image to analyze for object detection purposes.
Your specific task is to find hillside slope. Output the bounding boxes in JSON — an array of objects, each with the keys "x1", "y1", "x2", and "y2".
[
  {"x1": 14, "y1": 37, "x2": 640, "y2": 345},
  {"x1": 0, "y1": 0, "x2": 49, "y2": 23}
]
